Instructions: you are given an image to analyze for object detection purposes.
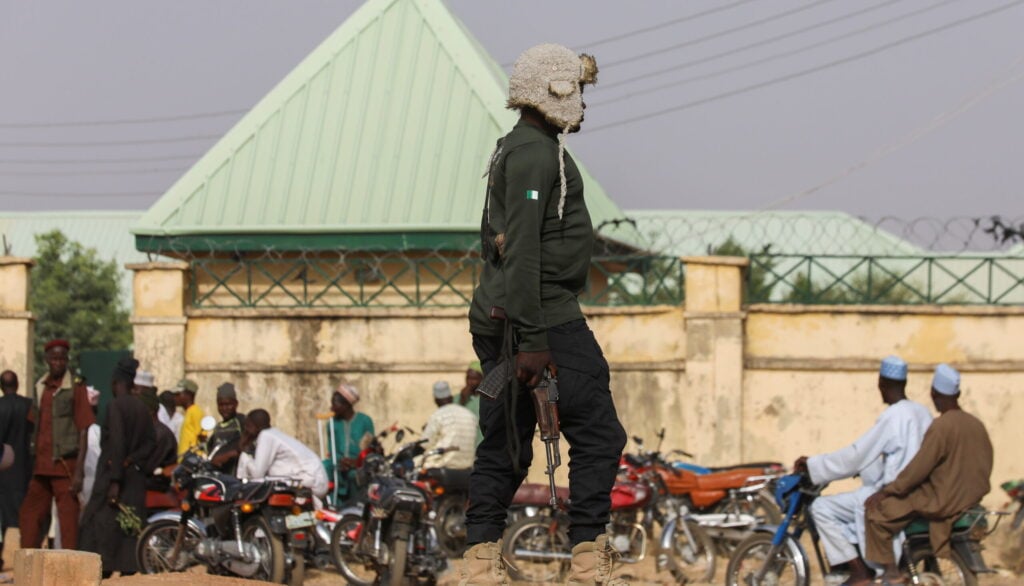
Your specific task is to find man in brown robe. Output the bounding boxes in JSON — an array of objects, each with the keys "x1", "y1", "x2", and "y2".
[{"x1": 863, "y1": 363, "x2": 993, "y2": 584}]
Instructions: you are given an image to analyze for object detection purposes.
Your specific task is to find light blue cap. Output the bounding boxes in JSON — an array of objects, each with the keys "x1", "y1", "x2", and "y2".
[
  {"x1": 879, "y1": 355, "x2": 908, "y2": 381},
  {"x1": 932, "y1": 363, "x2": 961, "y2": 396}
]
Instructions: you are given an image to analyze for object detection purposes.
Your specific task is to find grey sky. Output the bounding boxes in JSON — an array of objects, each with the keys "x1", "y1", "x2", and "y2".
[{"x1": 1, "y1": 0, "x2": 1021, "y2": 218}]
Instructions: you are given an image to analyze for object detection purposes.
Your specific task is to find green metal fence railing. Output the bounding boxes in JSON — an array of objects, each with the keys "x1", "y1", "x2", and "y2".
[
  {"x1": 188, "y1": 255, "x2": 686, "y2": 309},
  {"x1": 748, "y1": 255, "x2": 1024, "y2": 305}
]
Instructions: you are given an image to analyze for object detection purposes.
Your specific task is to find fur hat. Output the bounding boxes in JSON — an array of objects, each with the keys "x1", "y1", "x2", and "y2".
[
  {"x1": 507, "y1": 44, "x2": 597, "y2": 130},
  {"x1": 506, "y1": 44, "x2": 598, "y2": 220}
]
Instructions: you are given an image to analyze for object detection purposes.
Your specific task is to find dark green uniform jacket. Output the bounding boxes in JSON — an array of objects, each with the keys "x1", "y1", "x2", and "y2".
[{"x1": 469, "y1": 120, "x2": 593, "y2": 352}]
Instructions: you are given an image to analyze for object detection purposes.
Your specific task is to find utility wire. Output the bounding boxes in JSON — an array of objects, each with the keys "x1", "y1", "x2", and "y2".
[
  {"x1": 578, "y1": 0, "x2": 761, "y2": 50},
  {"x1": 594, "y1": 0, "x2": 926, "y2": 97},
  {"x1": 586, "y1": 0, "x2": 1024, "y2": 133},
  {"x1": 0, "y1": 134, "x2": 222, "y2": 148},
  {"x1": 0, "y1": 166, "x2": 187, "y2": 177},
  {"x1": 0, "y1": 109, "x2": 246, "y2": 129},
  {"x1": 760, "y1": 56, "x2": 1024, "y2": 210},
  {"x1": 0, "y1": 154, "x2": 201, "y2": 165},
  {"x1": 603, "y1": 0, "x2": 843, "y2": 69},
  {"x1": 499, "y1": 0, "x2": 761, "y2": 66}
]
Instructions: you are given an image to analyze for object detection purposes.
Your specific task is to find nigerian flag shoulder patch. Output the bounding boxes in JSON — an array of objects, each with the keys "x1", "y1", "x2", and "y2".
[{"x1": 526, "y1": 189, "x2": 539, "y2": 201}]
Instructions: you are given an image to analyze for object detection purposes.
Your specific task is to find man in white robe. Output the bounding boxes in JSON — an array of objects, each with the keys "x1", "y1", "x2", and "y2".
[
  {"x1": 795, "y1": 356, "x2": 932, "y2": 584},
  {"x1": 236, "y1": 408, "x2": 329, "y2": 499}
]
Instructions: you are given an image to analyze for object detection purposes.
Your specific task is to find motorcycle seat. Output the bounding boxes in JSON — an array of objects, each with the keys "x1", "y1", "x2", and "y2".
[
  {"x1": 512, "y1": 483, "x2": 570, "y2": 506},
  {"x1": 424, "y1": 467, "x2": 472, "y2": 492},
  {"x1": 705, "y1": 461, "x2": 782, "y2": 473},
  {"x1": 145, "y1": 490, "x2": 179, "y2": 510},
  {"x1": 904, "y1": 505, "x2": 987, "y2": 536},
  {"x1": 693, "y1": 468, "x2": 765, "y2": 491}
]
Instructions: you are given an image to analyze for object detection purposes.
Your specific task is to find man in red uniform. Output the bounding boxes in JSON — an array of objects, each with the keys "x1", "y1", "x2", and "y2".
[{"x1": 18, "y1": 339, "x2": 94, "y2": 549}]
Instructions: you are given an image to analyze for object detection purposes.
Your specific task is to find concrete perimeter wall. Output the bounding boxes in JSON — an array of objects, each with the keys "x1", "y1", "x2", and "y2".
[{"x1": 1, "y1": 256, "x2": 1020, "y2": 516}]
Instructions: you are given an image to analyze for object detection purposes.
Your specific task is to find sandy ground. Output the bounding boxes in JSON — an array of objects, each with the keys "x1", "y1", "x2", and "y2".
[{"x1": 4, "y1": 527, "x2": 1022, "y2": 585}]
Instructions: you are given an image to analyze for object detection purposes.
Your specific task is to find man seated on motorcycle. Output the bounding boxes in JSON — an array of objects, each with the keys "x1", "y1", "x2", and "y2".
[
  {"x1": 421, "y1": 381, "x2": 478, "y2": 472},
  {"x1": 207, "y1": 382, "x2": 246, "y2": 475},
  {"x1": 237, "y1": 409, "x2": 329, "y2": 500},
  {"x1": 794, "y1": 356, "x2": 932, "y2": 585},
  {"x1": 864, "y1": 364, "x2": 993, "y2": 586}
]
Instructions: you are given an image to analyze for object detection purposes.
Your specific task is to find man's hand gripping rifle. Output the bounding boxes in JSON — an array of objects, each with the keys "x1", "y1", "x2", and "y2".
[{"x1": 477, "y1": 361, "x2": 562, "y2": 507}]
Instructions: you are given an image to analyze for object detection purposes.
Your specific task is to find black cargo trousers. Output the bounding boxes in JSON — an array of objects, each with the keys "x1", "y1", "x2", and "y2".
[{"x1": 466, "y1": 319, "x2": 627, "y2": 545}]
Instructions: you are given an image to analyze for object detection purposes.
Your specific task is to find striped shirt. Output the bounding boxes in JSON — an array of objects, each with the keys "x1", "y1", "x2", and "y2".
[{"x1": 422, "y1": 404, "x2": 478, "y2": 469}]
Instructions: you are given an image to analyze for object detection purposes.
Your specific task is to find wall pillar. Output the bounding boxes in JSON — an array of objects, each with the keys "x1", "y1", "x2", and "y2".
[
  {"x1": 127, "y1": 262, "x2": 189, "y2": 390},
  {"x1": 0, "y1": 257, "x2": 35, "y2": 386},
  {"x1": 682, "y1": 256, "x2": 748, "y2": 464}
]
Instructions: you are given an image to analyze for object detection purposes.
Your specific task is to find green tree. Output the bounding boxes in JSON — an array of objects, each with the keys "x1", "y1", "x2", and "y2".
[
  {"x1": 31, "y1": 230, "x2": 132, "y2": 379},
  {"x1": 709, "y1": 238, "x2": 778, "y2": 303}
]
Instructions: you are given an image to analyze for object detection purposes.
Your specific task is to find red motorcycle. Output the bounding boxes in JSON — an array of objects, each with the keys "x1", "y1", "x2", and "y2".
[{"x1": 501, "y1": 465, "x2": 716, "y2": 583}]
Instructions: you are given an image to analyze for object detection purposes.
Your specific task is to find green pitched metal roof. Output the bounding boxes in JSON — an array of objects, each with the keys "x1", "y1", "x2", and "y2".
[
  {"x1": 0, "y1": 211, "x2": 146, "y2": 301},
  {"x1": 134, "y1": 0, "x2": 632, "y2": 251}
]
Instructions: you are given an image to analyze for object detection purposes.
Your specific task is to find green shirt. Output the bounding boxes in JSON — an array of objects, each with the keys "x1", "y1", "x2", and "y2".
[
  {"x1": 469, "y1": 120, "x2": 593, "y2": 351},
  {"x1": 459, "y1": 393, "x2": 483, "y2": 446},
  {"x1": 329, "y1": 412, "x2": 375, "y2": 460}
]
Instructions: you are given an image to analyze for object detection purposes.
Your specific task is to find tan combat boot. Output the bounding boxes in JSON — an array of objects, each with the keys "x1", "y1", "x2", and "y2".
[
  {"x1": 566, "y1": 534, "x2": 629, "y2": 585},
  {"x1": 458, "y1": 540, "x2": 509, "y2": 586}
]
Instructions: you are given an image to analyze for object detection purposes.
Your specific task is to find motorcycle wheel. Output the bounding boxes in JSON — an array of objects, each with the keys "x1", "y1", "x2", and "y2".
[
  {"x1": 664, "y1": 520, "x2": 716, "y2": 583},
  {"x1": 382, "y1": 537, "x2": 408, "y2": 586},
  {"x1": 330, "y1": 513, "x2": 376, "y2": 586},
  {"x1": 241, "y1": 516, "x2": 286, "y2": 584},
  {"x1": 136, "y1": 519, "x2": 203, "y2": 574},
  {"x1": 501, "y1": 514, "x2": 570, "y2": 583},
  {"x1": 909, "y1": 545, "x2": 977, "y2": 586},
  {"x1": 725, "y1": 532, "x2": 809, "y2": 586},
  {"x1": 713, "y1": 490, "x2": 783, "y2": 555},
  {"x1": 435, "y1": 495, "x2": 468, "y2": 558}
]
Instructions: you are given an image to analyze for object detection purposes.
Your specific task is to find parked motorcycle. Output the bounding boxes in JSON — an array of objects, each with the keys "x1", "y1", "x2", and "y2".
[
  {"x1": 136, "y1": 416, "x2": 313, "y2": 585},
  {"x1": 330, "y1": 431, "x2": 457, "y2": 586},
  {"x1": 1002, "y1": 479, "x2": 1024, "y2": 529},
  {"x1": 419, "y1": 467, "x2": 470, "y2": 558},
  {"x1": 727, "y1": 472, "x2": 1007, "y2": 586},
  {"x1": 628, "y1": 431, "x2": 782, "y2": 555},
  {"x1": 502, "y1": 459, "x2": 716, "y2": 584}
]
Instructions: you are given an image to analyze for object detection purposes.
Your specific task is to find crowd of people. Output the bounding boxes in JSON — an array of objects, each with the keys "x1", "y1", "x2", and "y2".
[{"x1": 0, "y1": 339, "x2": 485, "y2": 579}]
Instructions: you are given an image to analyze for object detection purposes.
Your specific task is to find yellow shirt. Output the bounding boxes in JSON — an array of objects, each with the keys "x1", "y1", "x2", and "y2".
[{"x1": 177, "y1": 403, "x2": 206, "y2": 457}]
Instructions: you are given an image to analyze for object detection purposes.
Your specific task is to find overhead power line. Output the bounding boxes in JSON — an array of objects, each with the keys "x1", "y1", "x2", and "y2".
[
  {"x1": 602, "y1": 0, "x2": 843, "y2": 69},
  {"x1": 0, "y1": 154, "x2": 201, "y2": 165},
  {"x1": 0, "y1": 166, "x2": 187, "y2": 177},
  {"x1": 499, "y1": 0, "x2": 760, "y2": 67},
  {"x1": 0, "y1": 109, "x2": 247, "y2": 129},
  {"x1": 594, "y1": 0, "x2": 925, "y2": 97},
  {"x1": 586, "y1": 0, "x2": 1024, "y2": 133},
  {"x1": 0, "y1": 134, "x2": 222, "y2": 148},
  {"x1": 760, "y1": 56, "x2": 1024, "y2": 210},
  {"x1": 578, "y1": 0, "x2": 760, "y2": 50}
]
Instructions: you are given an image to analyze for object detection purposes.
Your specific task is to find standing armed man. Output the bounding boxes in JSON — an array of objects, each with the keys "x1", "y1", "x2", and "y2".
[{"x1": 462, "y1": 44, "x2": 627, "y2": 586}]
